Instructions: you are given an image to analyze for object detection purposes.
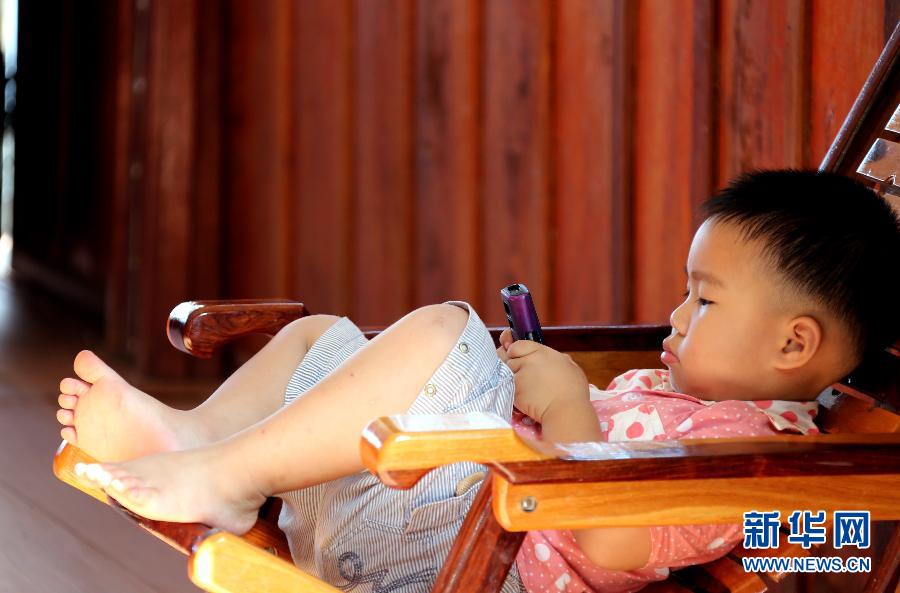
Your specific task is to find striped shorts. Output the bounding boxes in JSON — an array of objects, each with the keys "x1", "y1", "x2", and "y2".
[{"x1": 276, "y1": 301, "x2": 523, "y2": 592}]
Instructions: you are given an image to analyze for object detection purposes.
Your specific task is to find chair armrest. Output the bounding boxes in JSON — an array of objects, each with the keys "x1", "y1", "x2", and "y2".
[
  {"x1": 53, "y1": 441, "x2": 110, "y2": 504},
  {"x1": 167, "y1": 299, "x2": 309, "y2": 358},
  {"x1": 360, "y1": 414, "x2": 900, "y2": 531},
  {"x1": 189, "y1": 530, "x2": 341, "y2": 593},
  {"x1": 53, "y1": 441, "x2": 292, "y2": 565},
  {"x1": 54, "y1": 441, "x2": 360, "y2": 592},
  {"x1": 54, "y1": 441, "x2": 345, "y2": 592},
  {"x1": 360, "y1": 413, "x2": 554, "y2": 488}
]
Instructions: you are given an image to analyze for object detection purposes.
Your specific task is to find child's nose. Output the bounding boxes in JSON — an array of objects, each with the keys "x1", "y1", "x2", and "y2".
[{"x1": 669, "y1": 300, "x2": 689, "y2": 336}]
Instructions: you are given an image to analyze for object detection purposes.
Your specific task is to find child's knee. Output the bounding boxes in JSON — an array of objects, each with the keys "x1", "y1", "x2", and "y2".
[
  {"x1": 280, "y1": 314, "x2": 343, "y2": 348},
  {"x1": 408, "y1": 303, "x2": 469, "y2": 344}
]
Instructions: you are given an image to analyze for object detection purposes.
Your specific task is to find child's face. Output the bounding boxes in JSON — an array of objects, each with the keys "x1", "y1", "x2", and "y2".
[{"x1": 663, "y1": 219, "x2": 791, "y2": 401}]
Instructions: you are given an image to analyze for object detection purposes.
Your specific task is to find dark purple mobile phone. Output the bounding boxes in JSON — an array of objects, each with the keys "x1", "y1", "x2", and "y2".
[{"x1": 500, "y1": 283, "x2": 545, "y2": 344}]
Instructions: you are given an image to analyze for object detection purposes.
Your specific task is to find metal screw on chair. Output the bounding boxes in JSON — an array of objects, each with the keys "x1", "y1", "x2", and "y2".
[{"x1": 520, "y1": 496, "x2": 538, "y2": 513}]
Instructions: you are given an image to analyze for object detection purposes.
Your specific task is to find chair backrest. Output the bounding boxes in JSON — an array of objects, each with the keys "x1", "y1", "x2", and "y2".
[
  {"x1": 821, "y1": 21, "x2": 900, "y2": 211},
  {"x1": 816, "y1": 21, "x2": 900, "y2": 437},
  {"x1": 489, "y1": 325, "x2": 669, "y2": 387}
]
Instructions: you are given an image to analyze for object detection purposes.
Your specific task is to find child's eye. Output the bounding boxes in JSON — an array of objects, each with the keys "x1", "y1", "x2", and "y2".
[
  {"x1": 697, "y1": 297, "x2": 712, "y2": 307},
  {"x1": 682, "y1": 290, "x2": 690, "y2": 298}
]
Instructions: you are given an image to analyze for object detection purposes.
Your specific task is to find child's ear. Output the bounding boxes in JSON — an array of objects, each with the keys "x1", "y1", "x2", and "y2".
[{"x1": 773, "y1": 315, "x2": 822, "y2": 370}]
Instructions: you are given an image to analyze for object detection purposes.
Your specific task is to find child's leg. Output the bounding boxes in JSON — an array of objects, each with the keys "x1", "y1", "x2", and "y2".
[
  {"x1": 278, "y1": 302, "x2": 516, "y2": 588},
  {"x1": 75, "y1": 303, "x2": 475, "y2": 534},
  {"x1": 187, "y1": 314, "x2": 347, "y2": 441},
  {"x1": 57, "y1": 314, "x2": 346, "y2": 462}
]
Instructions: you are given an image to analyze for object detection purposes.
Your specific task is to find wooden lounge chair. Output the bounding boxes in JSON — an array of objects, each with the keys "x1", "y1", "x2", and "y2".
[{"x1": 54, "y1": 22, "x2": 900, "y2": 593}]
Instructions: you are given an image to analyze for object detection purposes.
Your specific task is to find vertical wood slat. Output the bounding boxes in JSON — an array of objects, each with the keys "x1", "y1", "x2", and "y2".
[
  {"x1": 481, "y1": 0, "x2": 552, "y2": 325},
  {"x1": 192, "y1": 0, "x2": 224, "y2": 305},
  {"x1": 413, "y1": 0, "x2": 481, "y2": 311},
  {"x1": 291, "y1": 1, "x2": 354, "y2": 315},
  {"x1": 716, "y1": 0, "x2": 807, "y2": 187},
  {"x1": 632, "y1": 0, "x2": 714, "y2": 324},
  {"x1": 54, "y1": 1, "x2": 74, "y2": 241},
  {"x1": 809, "y1": 0, "x2": 886, "y2": 166},
  {"x1": 554, "y1": 0, "x2": 631, "y2": 324},
  {"x1": 102, "y1": 0, "x2": 134, "y2": 354},
  {"x1": 122, "y1": 0, "x2": 152, "y2": 360},
  {"x1": 131, "y1": 0, "x2": 223, "y2": 379},
  {"x1": 222, "y1": 2, "x2": 293, "y2": 301},
  {"x1": 354, "y1": 0, "x2": 414, "y2": 324},
  {"x1": 138, "y1": 0, "x2": 199, "y2": 376}
]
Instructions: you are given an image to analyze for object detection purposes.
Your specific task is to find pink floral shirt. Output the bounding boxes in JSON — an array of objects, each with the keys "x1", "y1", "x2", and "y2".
[{"x1": 513, "y1": 368, "x2": 819, "y2": 593}]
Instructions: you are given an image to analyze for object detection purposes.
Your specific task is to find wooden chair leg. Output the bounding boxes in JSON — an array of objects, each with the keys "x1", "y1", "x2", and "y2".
[
  {"x1": 431, "y1": 474, "x2": 525, "y2": 593},
  {"x1": 864, "y1": 522, "x2": 900, "y2": 593}
]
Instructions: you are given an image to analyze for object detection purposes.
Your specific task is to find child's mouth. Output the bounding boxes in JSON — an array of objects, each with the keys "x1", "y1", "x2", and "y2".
[{"x1": 661, "y1": 349, "x2": 679, "y2": 365}]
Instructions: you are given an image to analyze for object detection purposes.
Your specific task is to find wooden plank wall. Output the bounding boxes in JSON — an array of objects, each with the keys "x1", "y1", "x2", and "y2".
[{"x1": 103, "y1": 0, "x2": 898, "y2": 379}]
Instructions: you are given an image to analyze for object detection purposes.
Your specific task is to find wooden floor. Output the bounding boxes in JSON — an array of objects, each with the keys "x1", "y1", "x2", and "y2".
[{"x1": 0, "y1": 273, "x2": 200, "y2": 593}]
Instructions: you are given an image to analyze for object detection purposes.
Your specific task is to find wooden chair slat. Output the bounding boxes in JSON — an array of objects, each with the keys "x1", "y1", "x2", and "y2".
[
  {"x1": 887, "y1": 103, "x2": 900, "y2": 134},
  {"x1": 858, "y1": 137, "x2": 900, "y2": 191},
  {"x1": 431, "y1": 475, "x2": 524, "y2": 593},
  {"x1": 568, "y1": 350, "x2": 664, "y2": 389},
  {"x1": 817, "y1": 392, "x2": 900, "y2": 434},
  {"x1": 503, "y1": 324, "x2": 670, "y2": 352},
  {"x1": 491, "y1": 434, "x2": 900, "y2": 484},
  {"x1": 820, "y1": 24, "x2": 900, "y2": 177},
  {"x1": 491, "y1": 474, "x2": 900, "y2": 531},
  {"x1": 834, "y1": 347, "x2": 900, "y2": 411},
  {"x1": 862, "y1": 524, "x2": 900, "y2": 593},
  {"x1": 188, "y1": 531, "x2": 341, "y2": 593}
]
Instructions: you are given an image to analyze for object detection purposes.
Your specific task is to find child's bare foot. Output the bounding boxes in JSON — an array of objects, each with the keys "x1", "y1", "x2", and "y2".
[
  {"x1": 56, "y1": 350, "x2": 204, "y2": 462},
  {"x1": 73, "y1": 445, "x2": 265, "y2": 535}
]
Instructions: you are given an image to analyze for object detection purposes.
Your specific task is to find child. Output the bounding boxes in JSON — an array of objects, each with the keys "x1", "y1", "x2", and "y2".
[{"x1": 60, "y1": 170, "x2": 899, "y2": 592}]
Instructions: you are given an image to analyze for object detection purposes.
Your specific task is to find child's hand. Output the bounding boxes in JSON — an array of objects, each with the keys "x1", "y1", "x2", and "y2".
[{"x1": 497, "y1": 329, "x2": 589, "y2": 423}]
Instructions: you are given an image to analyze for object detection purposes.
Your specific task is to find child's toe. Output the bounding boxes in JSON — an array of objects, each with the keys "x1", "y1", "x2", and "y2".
[
  {"x1": 59, "y1": 377, "x2": 90, "y2": 396},
  {"x1": 75, "y1": 463, "x2": 116, "y2": 488},
  {"x1": 57, "y1": 393, "x2": 78, "y2": 409},
  {"x1": 81, "y1": 463, "x2": 108, "y2": 485},
  {"x1": 115, "y1": 485, "x2": 152, "y2": 505},
  {"x1": 73, "y1": 350, "x2": 117, "y2": 384},
  {"x1": 107, "y1": 475, "x2": 145, "y2": 496},
  {"x1": 60, "y1": 426, "x2": 77, "y2": 444},
  {"x1": 56, "y1": 408, "x2": 74, "y2": 426},
  {"x1": 74, "y1": 462, "x2": 95, "y2": 485}
]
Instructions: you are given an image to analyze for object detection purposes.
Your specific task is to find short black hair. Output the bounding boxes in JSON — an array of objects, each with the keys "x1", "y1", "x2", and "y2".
[{"x1": 702, "y1": 169, "x2": 900, "y2": 361}]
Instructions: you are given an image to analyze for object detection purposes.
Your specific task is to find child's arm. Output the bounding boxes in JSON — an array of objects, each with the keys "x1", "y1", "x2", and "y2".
[{"x1": 498, "y1": 330, "x2": 652, "y2": 570}]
